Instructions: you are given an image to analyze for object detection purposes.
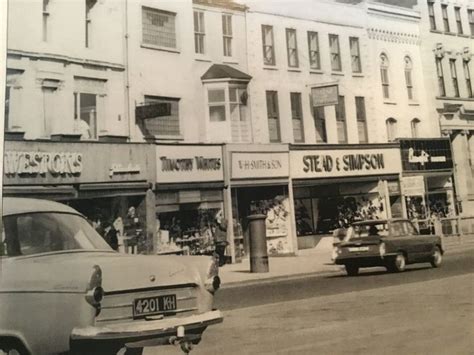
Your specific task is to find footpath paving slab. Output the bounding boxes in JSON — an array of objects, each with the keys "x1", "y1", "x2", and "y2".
[{"x1": 219, "y1": 235, "x2": 474, "y2": 288}]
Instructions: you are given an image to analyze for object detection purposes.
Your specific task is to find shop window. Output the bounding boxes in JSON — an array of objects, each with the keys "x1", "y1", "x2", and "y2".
[
  {"x1": 455, "y1": 7, "x2": 463, "y2": 34},
  {"x1": 350, "y1": 37, "x2": 361, "y2": 73},
  {"x1": 313, "y1": 106, "x2": 327, "y2": 143},
  {"x1": 194, "y1": 10, "x2": 205, "y2": 54},
  {"x1": 449, "y1": 59, "x2": 459, "y2": 97},
  {"x1": 355, "y1": 96, "x2": 368, "y2": 143},
  {"x1": 411, "y1": 118, "x2": 420, "y2": 138},
  {"x1": 142, "y1": 7, "x2": 177, "y2": 49},
  {"x1": 262, "y1": 25, "x2": 275, "y2": 66},
  {"x1": 222, "y1": 14, "x2": 232, "y2": 57},
  {"x1": 266, "y1": 91, "x2": 280, "y2": 142},
  {"x1": 335, "y1": 95, "x2": 347, "y2": 143},
  {"x1": 286, "y1": 28, "x2": 298, "y2": 68},
  {"x1": 380, "y1": 53, "x2": 390, "y2": 99},
  {"x1": 307, "y1": 31, "x2": 320, "y2": 70},
  {"x1": 428, "y1": 1, "x2": 436, "y2": 30},
  {"x1": 329, "y1": 34, "x2": 341, "y2": 71},
  {"x1": 143, "y1": 95, "x2": 181, "y2": 136},
  {"x1": 436, "y1": 57, "x2": 446, "y2": 96},
  {"x1": 291, "y1": 92, "x2": 304, "y2": 143},
  {"x1": 464, "y1": 60, "x2": 473, "y2": 98},
  {"x1": 208, "y1": 89, "x2": 226, "y2": 122},
  {"x1": 42, "y1": 0, "x2": 50, "y2": 42},
  {"x1": 441, "y1": 4, "x2": 450, "y2": 32},
  {"x1": 386, "y1": 117, "x2": 397, "y2": 142},
  {"x1": 404, "y1": 56, "x2": 415, "y2": 100}
]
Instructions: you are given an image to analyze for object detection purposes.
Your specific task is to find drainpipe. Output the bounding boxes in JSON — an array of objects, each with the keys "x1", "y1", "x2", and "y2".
[{"x1": 123, "y1": 0, "x2": 131, "y2": 141}]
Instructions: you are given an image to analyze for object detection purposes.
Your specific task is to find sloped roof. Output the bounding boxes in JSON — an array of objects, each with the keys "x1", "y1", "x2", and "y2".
[{"x1": 201, "y1": 64, "x2": 252, "y2": 81}]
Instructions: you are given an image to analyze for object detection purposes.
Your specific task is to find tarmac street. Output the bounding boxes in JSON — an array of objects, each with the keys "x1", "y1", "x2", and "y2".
[{"x1": 145, "y1": 249, "x2": 474, "y2": 355}]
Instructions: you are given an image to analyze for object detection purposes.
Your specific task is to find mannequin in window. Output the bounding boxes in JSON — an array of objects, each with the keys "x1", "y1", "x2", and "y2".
[{"x1": 74, "y1": 117, "x2": 91, "y2": 139}]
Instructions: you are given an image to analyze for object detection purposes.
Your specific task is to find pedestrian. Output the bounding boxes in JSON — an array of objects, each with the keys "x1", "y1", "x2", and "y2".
[
  {"x1": 213, "y1": 212, "x2": 228, "y2": 267},
  {"x1": 102, "y1": 220, "x2": 119, "y2": 251}
]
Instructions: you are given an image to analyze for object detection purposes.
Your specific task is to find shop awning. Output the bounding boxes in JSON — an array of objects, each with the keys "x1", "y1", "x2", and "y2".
[
  {"x1": 292, "y1": 174, "x2": 399, "y2": 187},
  {"x1": 78, "y1": 181, "x2": 150, "y2": 198},
  {"x1": 155, "y1": 181, "x2": 225, "y2": 191},
  {"x1": 2, "y1": 185, "x2": 77, "y2": 201},
  {"x1": 402, "y1": 170, "x2": 453, "y2": 177},
  {"x1": 231, "y1": 178, "x2": 289, "y2": 187}
]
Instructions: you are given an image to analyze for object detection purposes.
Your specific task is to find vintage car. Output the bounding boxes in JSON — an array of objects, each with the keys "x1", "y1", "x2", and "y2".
[
  {"x1": 334, "y1": 219, "x2": 443, "y2": 276},
  {"x1": 0, "y1": 198, "x2": 223, "y2": 355}
]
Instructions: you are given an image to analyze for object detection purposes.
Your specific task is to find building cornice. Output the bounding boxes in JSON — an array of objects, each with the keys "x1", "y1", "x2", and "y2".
[{"x1": 367, "y1": 28, "x2": 420, "y2": 45}]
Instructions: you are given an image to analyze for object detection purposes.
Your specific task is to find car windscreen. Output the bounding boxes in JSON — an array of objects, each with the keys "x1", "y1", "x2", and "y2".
[
  {"x1": 1, "y1": 212, "x2": 111, "y2": 257},
  {"x1": 353, "y1": 222, "x2": 388, "y2": 238}
]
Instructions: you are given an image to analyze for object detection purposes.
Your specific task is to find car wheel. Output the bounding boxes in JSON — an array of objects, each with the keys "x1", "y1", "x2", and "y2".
[
  {"x1": 0, "y1": 340, "x2": 28, "y2": 355},
  {"x1": 345, "y1": 265, "x2": 359, "y2": 276},
  {"x1": 430, "y1": 247, "x2": 442, "y2": 268},
  {"x1": 390, "y1": 253, "x2": 406, "y2": 272}
]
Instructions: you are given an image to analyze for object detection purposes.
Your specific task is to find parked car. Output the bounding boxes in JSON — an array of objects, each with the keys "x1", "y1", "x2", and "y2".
[
  {"x1": 334, "y1": 219, "x2": 443, "y2": 276},
  {"x1": 0, "y1": 198, "x2": 223, "y2": 355}
]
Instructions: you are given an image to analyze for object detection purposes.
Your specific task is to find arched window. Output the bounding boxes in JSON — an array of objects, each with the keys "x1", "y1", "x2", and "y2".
[
  {"x1": 411, "y1": 118, "x2": 420, "y2": 138},
  {"x1": 386, "y1": 118, "x2": 397, "y2": 142},
  {"x1": 404, "y1": 56, "x2": 414, "y2": 100},
  {"x1": 380, "y1": 54, "x2": 390, "y2": 99}
]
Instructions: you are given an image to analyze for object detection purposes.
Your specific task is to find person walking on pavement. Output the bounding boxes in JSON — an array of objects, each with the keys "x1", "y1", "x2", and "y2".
[
  {"x1": 102, "y1": 220, "x2": 119, "y2": 251},
  {"x1": 213, "y1": 211, "x2": 228, "y2": 267}
]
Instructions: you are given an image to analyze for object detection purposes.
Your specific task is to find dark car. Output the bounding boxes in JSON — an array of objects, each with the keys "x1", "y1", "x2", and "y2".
[{"x1": 334, "y1": 219, "x2": 443, "y2": 276}]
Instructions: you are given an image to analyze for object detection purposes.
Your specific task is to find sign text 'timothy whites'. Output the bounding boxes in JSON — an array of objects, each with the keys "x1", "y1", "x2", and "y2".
[
  {"x1": 4, "y1": 151, "x2": 83, "y2": 176},
  {"x1": 159, "y1": 156, "x2": 221, "y2": 172}
]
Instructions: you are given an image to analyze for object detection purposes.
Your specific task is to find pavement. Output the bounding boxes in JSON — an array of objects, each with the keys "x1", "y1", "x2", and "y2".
[{"x1": 218, "y1": 234, "x2": 474, "y2": 288}]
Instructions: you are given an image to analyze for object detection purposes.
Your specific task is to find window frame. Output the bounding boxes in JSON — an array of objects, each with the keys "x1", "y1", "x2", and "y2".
[
  {"x1": 194, "y1": 10, "x2": 205, "y2": 54},
  {"x1": 441, "y1": 4, "x2": 450, "y2": 32},
  {"x1": 411, "y1": 118, "x2": 420, "y2": 138},
  {"x1": 313, "y1": 106, "x2": 327, "y2": 143},
  {"x1": 428, "y1": 1, "x2": 437, "y2": 30},
  {"x1": 307, "y1": 31, "x2": 320, "y2": 70},
  {"x1": 329, "y1": 34, "x2": 342, "y2": 71},
  {"x1": 349, "y1": 37, "x2": 362, "y2": 73},
  {"x1": 469, "y1": 9, "x2": 474, "y2": 35},
  {"x1": 286, "y1": 28, "x2": 299, "y2": 68},
  {"x1": 208, "y1": 89, "x2": 227, "y2": 122},
  {"x1": 143, "y1": 95, "x2": 181, "y2": 136},
  {"x1": 262, "y1": 25, "x2": 275, "y2": 66},
  {"x1": 436, "y1": 57, "x2": 446, "y2": 96},
  {"x1": 290, "y1": 92, "x2": 304, "y2": 143},
  {"x1": 449, "y1": 58, "x2": 460, "y2": 97},
  {"x1": 464, "y1": 60, "x2": 473, "y2": 98},
  {"x1": 335, "y1": 95, "x2": 347, "y2": 143},
  {"x1": 386, "y1": 118, "x2": 397, "y2": 142},
  {"x1": 380, "y1": 54, "x2": 390, "y2": 99},
  {"x1": 454, "y1": 7, "x2": 463, "y2": 34},
  {"x1": 42, "y1": 0, "x2": 50, "y2": 42},
  {"x1": 266, "y1": 91, "x2": 281, "y2": 142},
  {"x1": 404, "y1": 56, "x2": 414, "y2": 100},
  {"x1": 222, "y1": 14, "x2": 233, "y2": 57},
  {"x1": 355, "y1": 96, "x2": 368, "y2": 143},
  {"x1": 141, "y1": 6, "x2": 177, "y2": 50}
]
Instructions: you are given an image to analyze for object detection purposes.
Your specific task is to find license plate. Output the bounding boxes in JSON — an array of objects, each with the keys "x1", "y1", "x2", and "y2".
[
  {"x1": 133, "y1": 294, "x2": 177, "y2": 318},
  {"x1": 348, "y1": 246, "x2": 369, "y2": 252}
]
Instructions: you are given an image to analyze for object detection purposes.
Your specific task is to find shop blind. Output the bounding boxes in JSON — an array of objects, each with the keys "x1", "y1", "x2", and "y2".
[
  {"x1": 179, "y1": 190, "x2": 201, "y2": 204},
  {"x1": 201, "y1": 189, "x2": 223, "y2": 202},
  {"x1": 156, "y1": 191, "x2": 179, "y2": 205}
]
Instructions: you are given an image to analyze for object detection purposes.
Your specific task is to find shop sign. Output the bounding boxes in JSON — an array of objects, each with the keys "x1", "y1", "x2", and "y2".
[
  {"x1": 400, "y1": 139, "x2": 453, "y2": 171},
  {"x1": 311, "y1": 83, "x2": 339, "y2": 107},
  {"x1": 156, "y1": 145, "x2": 224, "y2": 183},
  {"x1": 401, "y1": 176, "x2": 425, "y2": 196},
  {"x1": 231, "y1": 152, "x2": 289, "y2": 179},
  {"x1": 109, "y1": 163, "x2": 141, "y2": 177},
  {"x1": 290, "y1": 148, "x2": 402, "y2": 179},
  {"x1": 4, "y1": 151, "x2": 83, "y2": 177}
]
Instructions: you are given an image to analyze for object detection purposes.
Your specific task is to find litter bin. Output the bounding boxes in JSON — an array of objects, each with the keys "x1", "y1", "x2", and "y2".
[{"x1": 247, "y1": 214, "x2": 269, "y2": 273}]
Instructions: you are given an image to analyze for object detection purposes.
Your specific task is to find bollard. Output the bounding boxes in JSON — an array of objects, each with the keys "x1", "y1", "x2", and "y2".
[{"x1": 247, "y1": 214, "x2": 269, "y2": 273}]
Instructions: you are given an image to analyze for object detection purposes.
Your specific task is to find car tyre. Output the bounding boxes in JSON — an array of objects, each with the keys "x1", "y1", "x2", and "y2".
[
  {"x1": 430, "y1": 246, "x2": 442, "y2": 268},
  {"x1": 345, "y1": 264, "x2": 359, "y2": 276},
  {"x1": 389, "y1": 253, "x2": 406, "y2": 273},
  {"x1": 0, "y1": 339, "x2": 28, "y2": 355}
]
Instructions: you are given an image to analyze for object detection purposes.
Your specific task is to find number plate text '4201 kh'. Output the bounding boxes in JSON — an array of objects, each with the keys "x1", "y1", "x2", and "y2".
[{"x1": 133, "y1": 294, "x2": 177, "y2": 318}]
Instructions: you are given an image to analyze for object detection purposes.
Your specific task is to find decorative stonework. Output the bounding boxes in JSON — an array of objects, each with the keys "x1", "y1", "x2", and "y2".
[
  {"x1": 434, "y1": 43, "x2": 445, "y2": 59},
  {"x1": 461, "y1": 47, "x2": 472, "y2": 62},
  {"x1": 367, "y1": 28, "x2": 420, "y2": 45}
]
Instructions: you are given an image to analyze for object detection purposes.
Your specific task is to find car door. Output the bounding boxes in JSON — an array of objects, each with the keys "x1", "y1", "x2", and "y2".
[
  {"x1": 389, "y1": 221, "x2": 418, "y2": 261},
  {"x1": 406, "y1": 221, "x2": 435, "y2": 258}
]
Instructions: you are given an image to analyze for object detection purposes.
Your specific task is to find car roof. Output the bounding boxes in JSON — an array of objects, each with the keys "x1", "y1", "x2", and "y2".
[
  {"x1": 351, "y1": 218, "x2": 409, "y2": 226},
  {"x1": 2, "y1": 197, "x2": 82, "y2": 217}
]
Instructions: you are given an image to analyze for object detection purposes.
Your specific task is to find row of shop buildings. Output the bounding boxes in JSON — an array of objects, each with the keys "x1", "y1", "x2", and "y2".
[{"x1": 2, "y1": 138, "x2": 455, "y2": 261}]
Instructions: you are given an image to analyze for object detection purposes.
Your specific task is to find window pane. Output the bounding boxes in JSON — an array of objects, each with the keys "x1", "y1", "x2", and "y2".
[
  {"x1": 79, "y1": 93, "x2": 96, "y2": 139},
  {"x1": 142, "y1": 7, "x2": 176, "y2": 48},
  {"x1": 266, "y1": 91, "x2": 280, "y2": 142},
  {"x1": 262, "y1": 25, "x2": 275, "y2": 65},
  {"x1": 308, "y1": 32, "x2": 320, "y2": 69},
  {"x1": 209, "y1": 105, "x2": 226, "y2": 122},
  {"x1": 313, "y1": 106, "x2": 326, "y2": 143},
  {"x1": 208, "y1": 89, "x2": 225, "y2": 103}
]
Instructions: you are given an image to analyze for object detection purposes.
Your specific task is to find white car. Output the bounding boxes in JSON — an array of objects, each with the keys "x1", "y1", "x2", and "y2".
[{"x1": 0, "y1": 198, "x2": 223, "y2": 355}]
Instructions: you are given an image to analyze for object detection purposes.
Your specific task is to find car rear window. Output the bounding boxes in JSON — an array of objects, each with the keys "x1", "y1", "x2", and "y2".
[
  {"x1": 1, "y1": 212, "x2": 111, "y2": 257},
  {"x1": 353, "y1": 223, "x2": 388, "y2": 238}
]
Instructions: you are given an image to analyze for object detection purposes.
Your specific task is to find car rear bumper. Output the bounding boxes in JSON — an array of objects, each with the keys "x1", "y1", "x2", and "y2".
[
  {"x1": 335, "y1": 254, "x2": 397, "y2": 267},
  {"x1": 70, "y1": 310, "x2": 223, "y2": 349}
]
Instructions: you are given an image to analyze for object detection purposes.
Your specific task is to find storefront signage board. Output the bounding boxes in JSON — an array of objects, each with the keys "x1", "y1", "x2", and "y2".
[
  {"x1": 156, "y1": 145, "x2": 224, "y2": 183},
  {"x1": 311, "y1": 83, "x2": 339, "y2": 107},
  {"x1": 290, "y1": 148, "x2": 401, "y2": 179},
  {"x1": 400, "y1": 139, "x2": 453, "y2": 171},
  {"x1": 3, "y1": 140, "x2": 154, "y2": 185},
  {"x1": 401, "y1": 175, "x2": 425, "y2": 196},
  {"x1": 231, "y1": 152, "x2": 289, "y2": 179}
]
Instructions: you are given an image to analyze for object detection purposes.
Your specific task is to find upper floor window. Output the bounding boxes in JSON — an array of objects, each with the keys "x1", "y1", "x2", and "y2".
[
  {"x1": 142, "y1": 7, "x2": 177, "y2": 49},
  {"x1": 307, "y1": 31, "x2": 320, "y2": 70},
  {"x1": 291, "y1": 92, "x2": 304, "y2": 142},
  {"x1": 85, "y1": 0, "x2": 97, "y2": 48},
  {"x1": 43, "y1": 0, "x2": 50, "y2": 42},
  {"x1": 266, "y1": 91, "x2": 280, "y2": 142},
  {"x1": 455, "y1": 7, "x2": 463, "y2": 34},
  {"x1": 141, "y1": 96, "x2": 180, "y2": 137},
  {"x1": 464, "y1": 60, "x2": 473, "y2": 98},
  {"x1": 411, "y1": 118, "x2": 420, "y2": 138},
  {"x1": 208, "y1": 89, "x2": 226, "y2": 122},
  {"x1": 313, "y1": 106, "x2": 326, "y2": 143},
  {"x1": 286, "y1": 29, "x2": 299, "y2": 68},
  {"x1": 386, "y1": 118, "x2": 397, "y2": 142},
  {"x1": 222, "y1": 14, "x2": 232, "y2": 57},
  {"x1": 441, "y1": 4, "x2": 450, "y2": 32},
  {"x1": 355, "y1": 96, "x2": 367, "y2": 143},
  {"x1": 262, "y1": 25, "x2": 275, "y2": 66},
  {"x1": 436, "y1": 57, "x2": 446, "y2": 96},
  {"x1": 449, "y1": 59, "x2": 459, "y2": 97},
  {"x1": 329, "y1": 34, "x2": 341, "y2": 71},
  {"x1": 194, "y1": 11, "x2": 205, "y2": 54},
  {"x1": 335, "y1": 95, "x2": 347, "y2": 143},
  {"x1": 350, "y1": 37, "x2": 361, "y2": 73},
  {"x1": 380, "y1": 54, "x2": 390, "y2": 99},
  {"x1": 404, "y1": 56, "x2": 414, "y2": 100},
  {"x1": 4, "y1": 70, "x2": 23, "y2": 132},
  {"x1": 428, "y1": 1, "x2": 436, "y2": 30},
  {"x1": 469, "y1": 10, "x2": 474, "y2": 35}
]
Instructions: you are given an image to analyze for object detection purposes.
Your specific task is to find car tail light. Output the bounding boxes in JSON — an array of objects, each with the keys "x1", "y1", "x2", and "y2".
[
  {"x1": 379, "y1": 242, "x2": 386, "y2": 257},
  {"x1": 85, "y1": 265, "x2": 103, "y2": 316},
  {"x1": 205, "y1": 257, "x2": 220, "y2": 294}
]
